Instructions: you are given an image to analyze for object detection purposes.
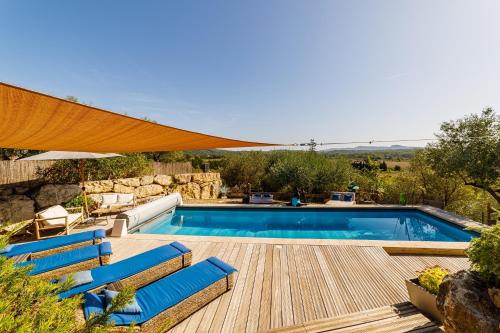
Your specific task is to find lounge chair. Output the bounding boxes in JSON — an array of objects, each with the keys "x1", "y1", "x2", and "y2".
[
  {"x1": 1, "y1": 229, "x2": 106, "y2": 261},
  {"x1": 34, "y1": 204, "x2": 85, "y2": 239},
  {"x1": 59, "y1": 241, "x2": 192, "y2": 299},
  {"x1": 78, "y1": 256, "x2": 236, "y2": 332},
  {"x1": 16, "y1": 242, "x2": 112, "y2": 280}
]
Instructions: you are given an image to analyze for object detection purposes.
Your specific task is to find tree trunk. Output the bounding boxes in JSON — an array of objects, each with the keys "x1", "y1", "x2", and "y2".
[{"x1": 464, "y1": 182, "x2": 500, "y2": 205}]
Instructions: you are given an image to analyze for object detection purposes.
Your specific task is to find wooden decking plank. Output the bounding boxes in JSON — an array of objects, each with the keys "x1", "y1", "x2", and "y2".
[
  {"x1": 312, "y1": 246, "x2": 349, "y2": 316},
  {"x1": 220, "y1": 243, "x2": 254, "y2": 332},
  {"x1": 280, "y1": 245, "x2": 294, "y2": 327},
  {"x1": 257, "y1": 244, "x2": 274, "y2": 332},
  {"x1": 284, "y1": 245, "x2": 306, "y2": 325},
  {"x1": 319, "y1": 246, "x2": 360, "y2": 314},
  {"x1": 270, "y1": 245, "x2": 283, "y2": 329},
  {"x1": 234, "y1": 243, "x2": 261, "y2": 333},
  {"x1": 246, "y1": 244, "x2": 267, "y2": 333},
  {"x1": 305, "y1": 245, "x2": 339, "y2": 317},
  {"x1": 291, "y1": 244, "x2": 318, "y2": 322}
]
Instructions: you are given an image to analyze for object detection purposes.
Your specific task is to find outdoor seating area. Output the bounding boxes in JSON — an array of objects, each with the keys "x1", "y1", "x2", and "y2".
[{"x1": 34, "y1": 204, "x2": 85, "y2": 239}]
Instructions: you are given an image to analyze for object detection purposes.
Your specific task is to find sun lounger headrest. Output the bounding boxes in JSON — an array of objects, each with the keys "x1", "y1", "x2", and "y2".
[
  {"x1": 170, "y1": 241, "x2": 191, "y2": 254},
  {"x1": 98, "y1": 242, "x2": 112, "y2": 256},
  {"x1": 207, "y1": 256, "x2": 237, "y2": 274},
  {"x1": 93, "y1": 229, "x2": 106, "y2": 239}
]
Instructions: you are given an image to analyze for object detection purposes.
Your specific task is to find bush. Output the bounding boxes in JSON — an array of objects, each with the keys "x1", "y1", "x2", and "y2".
[
  {"x1": 418, "y1": 266, "x2": 449, "y2": 295},
  {"x1": 466, "y1": 224, "x2": 500, "y2": 287},
  {"x1": 37, "y1": 153, "x2": 152, "y2": 183},
  {"x1": 64, "y1": 194, "x2": 95, "y2": 211}
]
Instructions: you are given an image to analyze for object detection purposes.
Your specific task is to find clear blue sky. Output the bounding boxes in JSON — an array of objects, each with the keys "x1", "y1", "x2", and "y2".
[{"x1": 1, "y1": 1, "x2": 499, "y2": 148}]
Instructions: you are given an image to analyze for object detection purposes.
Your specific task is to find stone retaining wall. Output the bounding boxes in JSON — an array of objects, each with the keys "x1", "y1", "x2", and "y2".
[
  {"x1": 0, "y1": 173, "x2": 221, "y2": 224},
  {"x1": 86, "y1": 172, "x2": 221, "y2": 203}
]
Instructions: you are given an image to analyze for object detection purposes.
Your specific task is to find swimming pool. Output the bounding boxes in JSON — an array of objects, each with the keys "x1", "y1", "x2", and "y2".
[{"x1": 134, "y1": 207, "x2": 477, "y2": 242}]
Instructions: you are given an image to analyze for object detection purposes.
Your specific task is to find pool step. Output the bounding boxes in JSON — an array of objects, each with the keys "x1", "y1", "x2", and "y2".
[{"x1": 261, "y1": 302, "x2": 442, "y2": 333}]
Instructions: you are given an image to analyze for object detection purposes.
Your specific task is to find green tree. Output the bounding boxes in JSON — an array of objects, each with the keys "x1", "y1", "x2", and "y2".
[
  {"x1": 220, "y1": 151, "x2": 268, "y2": 192},
  {"x1": 426, "y1": 108, "x2": 500, "y2": 204}
]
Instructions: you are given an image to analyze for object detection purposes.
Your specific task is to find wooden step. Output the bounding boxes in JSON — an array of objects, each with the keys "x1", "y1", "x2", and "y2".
[{"x1": 261, "y1": 303, "x2": 442, "y2": 333}]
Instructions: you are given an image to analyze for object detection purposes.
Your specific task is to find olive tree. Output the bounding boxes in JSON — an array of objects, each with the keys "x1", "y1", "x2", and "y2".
[{"x1": 426, "y1": 108, "x2": 500, "y2": 204}]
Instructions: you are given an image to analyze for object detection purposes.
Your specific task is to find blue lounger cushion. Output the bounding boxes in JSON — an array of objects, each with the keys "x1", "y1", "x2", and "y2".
[
  {"x1": 59, "y1": 242, "x2": 192, "y2": 299},
  {"x1": 3, "y1": 229, "x2": 106, "y2": 258},
  {"x1": 16, "y1": 242, "x2": 112, "y2": 275},
  {"x1": 83, "y1": 256, "x2": 237, "y2": 325}
]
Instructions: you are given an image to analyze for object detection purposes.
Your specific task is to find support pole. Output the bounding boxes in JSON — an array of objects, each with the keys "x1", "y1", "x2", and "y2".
[{"x1": 79, "y1": 160, "x2": 89, "y2": 217}]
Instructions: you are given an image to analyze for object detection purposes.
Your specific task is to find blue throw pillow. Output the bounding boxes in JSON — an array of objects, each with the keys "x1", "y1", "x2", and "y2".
[
  {"x1": 0, "y1": 244, "x2": 14, "y2": 254},
  {"x1": 59, "y1": 270, "x2": 94, "y2": 287},
  {"x1": 103, "y1": 289, "x2": 142, "y2": 314}
]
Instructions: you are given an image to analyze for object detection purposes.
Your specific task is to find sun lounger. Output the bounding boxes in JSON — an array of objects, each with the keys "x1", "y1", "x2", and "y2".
[
  {"x1": 59, "y1": 241, "x2": 192, "y2": 299},
  {"x1": 78, "y1": 256, "x2": 236, "y2": 332},
  {"x1": 1, "y1": 229, "x2": 106, "y2": 260},
  {"x1": 16, "y1": 242, "x2": 112, "y2": 280}
]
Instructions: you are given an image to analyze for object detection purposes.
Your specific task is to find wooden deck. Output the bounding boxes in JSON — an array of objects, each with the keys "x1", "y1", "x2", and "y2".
[{"x1": 107, "y1": 236, "x2": 469, "y2": 333}]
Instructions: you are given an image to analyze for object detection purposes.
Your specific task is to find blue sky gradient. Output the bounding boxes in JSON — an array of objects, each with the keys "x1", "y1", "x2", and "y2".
[{"x1": 1, "y1": 1, "x2": 499, "y2": 148}]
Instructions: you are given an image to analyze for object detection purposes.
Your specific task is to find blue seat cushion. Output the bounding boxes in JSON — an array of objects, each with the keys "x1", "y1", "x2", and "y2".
[
  {"x1": 59, "y1": 270, "x2": 94, "y2": 287},
  {"x1": 83, "y1": 256, "x2": 237, "y2": 325},
  {"x1": 3, "y1": 229, "x2": 106, "y2": 258},
  {"x1": 59, "y1": 242, "x2": 190, "y2": 299},
  {"x1": 16, "y1": 242, "x2": 111, "y2": 275},
  {"x1": 103, "y1": 289, "x2": 142, "y2": 313},
  {"x1": 343, "y1": 194, "x2": 353, "y2": 201}
]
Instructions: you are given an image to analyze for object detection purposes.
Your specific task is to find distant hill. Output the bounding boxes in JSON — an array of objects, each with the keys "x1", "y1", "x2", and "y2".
[{"x1": 322, "y1": 145, "x2": 419, "y2": 152}]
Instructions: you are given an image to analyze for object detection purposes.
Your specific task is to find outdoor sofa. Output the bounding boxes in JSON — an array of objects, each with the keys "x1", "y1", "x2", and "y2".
[
  {"x1": 0, "y1": 229, "x2": 106, "y2": 261},
  {"x1": 78, "y1": 256, "x2": 236, "y2": 332},
  {"x1": 92, "y1": 193, "x2": 136, "y2": 217},
  {"x1": 249, "y1": 192, "x2": 274, "y2": 204},
  {"x1": 16, "y1": 242, "x2": 112, "y2": 280},
  {"x1": 59, "y1": 241, "x2": 192, "y2": 299},
  {"x1": 34, "y1": 204, "x2": 85, "y2": 239}
]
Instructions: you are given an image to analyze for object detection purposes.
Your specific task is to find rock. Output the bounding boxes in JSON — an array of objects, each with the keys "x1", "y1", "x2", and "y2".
[
  {"x1": 135, "y1": 184, "x2": 164, "y2": 198},
  {"x1": 154, "y1": 175, "x2": 173, "y2": 186},
  {"x1": 437, "y1": 270, "x2": 499, "y2": 333},
  {"x1": 0, "y1": 195, "x2": 35, "y2": 223},
  {"x1": 34, "y1": 184, "x2": 81, "y2": 209},
  {"x1": 200, "y1": 185, "x2": 212, "y2": 200},
  {"x1": 176, "y1": 183, "x2": 201, "y2": 200},
  {"x1": 113, "y1": 184, "x2": 135, "y2": 194},
  {"x1": 191, "y1": 172, "x2": 219, "y2": 184},
  {"x1": 85, "y1": 180, "x2": 114, "y2": 194},
  {"x1": 140, "y1": 175, "x2": 154, "y2": 186},
  {"x1": 173, "y1": 174, "x2": 192, "y2": 185},
  {"x1": 116, "y1": 178, "x2": 141, "y2": 187},
  {"x1": 211, "y1": 181, "x2": 221, "y2": 198}
]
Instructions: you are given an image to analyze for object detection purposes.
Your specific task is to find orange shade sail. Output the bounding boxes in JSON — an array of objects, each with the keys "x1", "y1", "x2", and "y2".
[{"x1": 0, "y1": 82, "x2": 276, "y2": 152}]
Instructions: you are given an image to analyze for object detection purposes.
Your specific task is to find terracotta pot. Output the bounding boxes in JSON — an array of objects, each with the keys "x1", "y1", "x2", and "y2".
[{"x1": 405, "y1": 278, "x2": 443, "y2": 322}]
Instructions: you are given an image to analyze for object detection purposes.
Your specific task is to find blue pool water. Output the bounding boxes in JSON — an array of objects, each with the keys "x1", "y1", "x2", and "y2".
[{"x1": 134, "y1": 207, "x2": 476, "y2": 242}]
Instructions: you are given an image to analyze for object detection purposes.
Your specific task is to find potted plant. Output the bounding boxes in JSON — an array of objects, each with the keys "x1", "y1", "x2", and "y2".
[{"x1": 405, "y1": 265, "x2": 448, "y2": 322}]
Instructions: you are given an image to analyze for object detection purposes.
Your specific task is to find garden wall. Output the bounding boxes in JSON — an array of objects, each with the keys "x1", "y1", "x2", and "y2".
[{"x1": 0, "y1": 172, "x2": 221, "y2": 224}]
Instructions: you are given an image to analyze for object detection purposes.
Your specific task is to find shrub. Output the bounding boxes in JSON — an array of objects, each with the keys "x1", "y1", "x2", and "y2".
[
  {"x1": 64, "y1": 194, "x2": 95, "y2": 211},
  {"x1": 466, "y1": 224, "x2": 500, "y2": 287},
  {"x1": 37, "y1": 153, "x2": 152, "y2": 183},
  {"x1": 417, "y1": 266, "x2": 449, "y2": 295}
]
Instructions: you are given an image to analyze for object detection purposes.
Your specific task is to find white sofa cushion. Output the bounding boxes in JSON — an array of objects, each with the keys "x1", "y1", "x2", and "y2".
[
  {"x1": 38, "y1": 205, "x2": 69, "y2": 226},
  {"x1": 101, "y1": 193, "x2": 118, "y2": 208},
  {"x1": 117, "y1": 193, "x2": 134, "y2": 205}
]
